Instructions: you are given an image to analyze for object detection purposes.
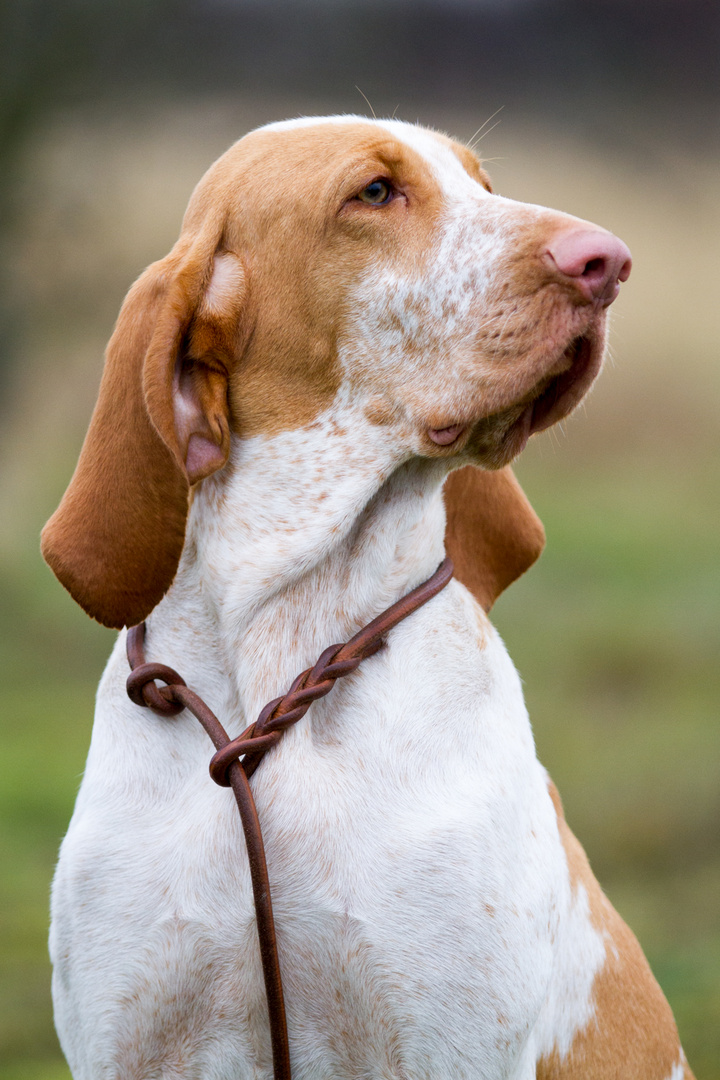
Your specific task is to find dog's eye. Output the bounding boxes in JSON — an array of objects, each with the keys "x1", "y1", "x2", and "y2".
[{"x1": 356, "y1": 179, "x2": 394, "y2": 206}]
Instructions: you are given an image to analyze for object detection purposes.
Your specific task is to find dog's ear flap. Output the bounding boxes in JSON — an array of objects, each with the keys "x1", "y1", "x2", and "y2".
[
  {"x1": 41, "y1": 226, "x2": 246, "y2": 630},
  {"x1": 443, "y1": 465, "x2": 545, "y2": 612}
]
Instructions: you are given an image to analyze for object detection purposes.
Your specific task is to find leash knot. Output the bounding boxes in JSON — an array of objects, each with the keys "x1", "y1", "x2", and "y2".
[{"x1": 125, "y1": 651, "x2": 187, "y2": 716}]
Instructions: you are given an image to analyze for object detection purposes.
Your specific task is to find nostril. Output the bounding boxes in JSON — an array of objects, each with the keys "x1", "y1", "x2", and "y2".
[
  {"x1": 581, "y1": 257, "x2": 608, "y2": 293},
  {"x1": 583, "y1": 257, "x2": 605, "y2": 277}
]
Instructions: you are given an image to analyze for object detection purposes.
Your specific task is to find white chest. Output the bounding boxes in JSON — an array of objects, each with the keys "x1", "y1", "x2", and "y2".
[{"x1": 50, "y1": 591, "x2": 578, "y2": 1080}]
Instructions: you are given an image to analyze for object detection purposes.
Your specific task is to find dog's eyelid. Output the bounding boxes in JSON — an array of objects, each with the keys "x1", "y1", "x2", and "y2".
[{"x1": 337, "y1": 176, "x2": 411, "y2": 216}]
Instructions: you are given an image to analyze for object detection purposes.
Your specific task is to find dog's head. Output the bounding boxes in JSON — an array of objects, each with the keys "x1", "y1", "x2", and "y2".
[{"x1": 41, "y1": 117, "x2": 630, "y2": 628}]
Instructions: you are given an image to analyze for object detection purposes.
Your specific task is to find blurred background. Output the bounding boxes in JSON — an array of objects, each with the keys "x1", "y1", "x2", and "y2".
[{"x1": 0, "y1": 0, "x2": 718, "y2": 1076}]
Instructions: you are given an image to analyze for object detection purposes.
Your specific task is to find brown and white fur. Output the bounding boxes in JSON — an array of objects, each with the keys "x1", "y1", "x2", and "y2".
[{"x1": 42, "y1": 117, "x2": 692, "y2": 1080}]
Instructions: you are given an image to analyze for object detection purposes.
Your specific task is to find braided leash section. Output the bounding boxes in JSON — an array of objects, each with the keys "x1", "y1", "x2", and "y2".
[
  {"x1": 209, "y1": 641, "x2": 381, "y2": 784},
  {"x1": 125, "y1": 557, "x2": 454, "y2": 1080}
]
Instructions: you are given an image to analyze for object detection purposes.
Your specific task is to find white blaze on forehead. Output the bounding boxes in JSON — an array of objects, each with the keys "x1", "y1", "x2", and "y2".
[
  {"x1": 256, "y1": 114, "x2": 492, "y2": 202},
  {"x1": 377, "y1": 118, "x2": 492, "y2": 201},
  {"x1": 258, "y1": 113, "x2": 376, "y2": 134}
]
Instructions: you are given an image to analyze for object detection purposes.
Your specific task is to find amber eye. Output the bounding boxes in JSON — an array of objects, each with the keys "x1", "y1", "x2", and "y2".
[{"x1": 356, "y1": 179, "x2": 393, "y2": 205}]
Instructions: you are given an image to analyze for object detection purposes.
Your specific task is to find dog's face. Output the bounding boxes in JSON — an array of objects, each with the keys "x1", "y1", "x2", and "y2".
[
  {"x1": 192, "y1": 118, "x2": 628, "y2": 469},
  {"x1": 41, "y1": 117, "x2": 630, "y2": 628}
]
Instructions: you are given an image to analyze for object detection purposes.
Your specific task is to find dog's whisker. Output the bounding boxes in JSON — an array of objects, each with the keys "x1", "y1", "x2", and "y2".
[
  {"x1": 469, "y1": 118, "x2": 503, "y2": 151},
  {"x1": 467, "y1": 105, "x2": 505, "y2": 150},
  {"x1": 355, "y1": 85, "x2": 377, "y2": 120}
]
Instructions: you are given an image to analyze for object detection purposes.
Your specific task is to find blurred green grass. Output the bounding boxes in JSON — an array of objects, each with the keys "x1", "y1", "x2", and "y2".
[{"x1": 0, "y1": 102, "x2": 718, "y2": 1078}]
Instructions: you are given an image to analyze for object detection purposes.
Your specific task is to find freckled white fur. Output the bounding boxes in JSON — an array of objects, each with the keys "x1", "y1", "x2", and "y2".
[{"x1": 51, "y1": 118, "x2": 613, "y2": 1079}]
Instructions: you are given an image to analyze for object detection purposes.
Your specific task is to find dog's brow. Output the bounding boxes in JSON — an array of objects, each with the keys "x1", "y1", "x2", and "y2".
[{"x1": 375, "y1": 120, "x2": 489, "y2": 198}]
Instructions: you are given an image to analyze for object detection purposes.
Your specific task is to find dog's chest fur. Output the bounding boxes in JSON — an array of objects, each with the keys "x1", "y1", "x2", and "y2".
[{"x1": 52, "y1": 591, "x2": 602, "y2": 1080}]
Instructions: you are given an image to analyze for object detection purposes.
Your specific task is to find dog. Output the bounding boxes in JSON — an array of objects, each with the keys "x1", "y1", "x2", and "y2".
[{"x1": 42, "y1": 116, "x2": 692, "y2": 1079}]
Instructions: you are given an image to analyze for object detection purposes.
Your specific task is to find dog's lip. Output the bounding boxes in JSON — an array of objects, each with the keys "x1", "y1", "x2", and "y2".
[
  {"x1": 526, "y1": 332, "x2": 599, "y2": 434},
  {"x1": 475, "y1": 330, "x2": 603, "y2": 463},
  {"x1": 424, "y1": 328, "x2": 602, "y2": 457},
  {"x1": 427, "y1": 423, "x2": 468, "y2": 446}
]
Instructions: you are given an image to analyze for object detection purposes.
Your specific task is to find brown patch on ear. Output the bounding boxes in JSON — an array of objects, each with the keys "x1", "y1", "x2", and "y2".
[
  {"x1": 41, "y1": 264, "x2": 189, "y2": 629},
  {"x1": 41, "y1": 233, "x2": 240, "y2": 629},
  {"x1": 443, "y1": 465, "x2": 545, "y2": 611},
  {"x1": 538, "y1": 778, "x2": 693, "y2": 1079}
]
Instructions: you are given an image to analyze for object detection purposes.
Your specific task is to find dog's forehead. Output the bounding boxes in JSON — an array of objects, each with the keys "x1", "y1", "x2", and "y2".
[
  {"x1": 184, "y1": 116, "x2": 491, "y2": 234},
  {"x1": 241, "y1": 115, "x2": 486, "y2": 196}
]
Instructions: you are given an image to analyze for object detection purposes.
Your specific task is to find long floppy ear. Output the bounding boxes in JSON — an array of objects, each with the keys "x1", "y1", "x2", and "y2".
[
  {"x1": 443, "y1": 465, "x2": 545, "y2": 612},
  {"x1": 41, "y1": 225, "x2": 246, "y2": 629}
]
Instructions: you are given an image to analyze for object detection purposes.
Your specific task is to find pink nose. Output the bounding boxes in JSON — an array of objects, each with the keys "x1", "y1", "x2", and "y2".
[{"x1": 546, "y1": 229, "x2": 632, "y2": 306}]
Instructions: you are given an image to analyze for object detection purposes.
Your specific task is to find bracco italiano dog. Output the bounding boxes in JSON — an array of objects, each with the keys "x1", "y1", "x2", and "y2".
[{"x1": 42, "y1": 116, "x2": 692, "y2": 1080}]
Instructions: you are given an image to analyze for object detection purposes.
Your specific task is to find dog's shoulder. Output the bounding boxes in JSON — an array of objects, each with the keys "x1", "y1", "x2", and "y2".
[{"x1": 537, "y1": 781, "x2": 692, "y2": 1080}]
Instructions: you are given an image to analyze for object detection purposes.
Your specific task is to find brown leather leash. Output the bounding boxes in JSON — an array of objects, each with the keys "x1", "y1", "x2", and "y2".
[{"x1": 126, "y1": 557, "x2": 454, "y2": 1080}]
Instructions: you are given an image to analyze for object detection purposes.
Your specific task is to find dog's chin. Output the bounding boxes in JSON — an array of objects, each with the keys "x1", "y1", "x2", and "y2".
[{"x1": 469, "y1": 330, "x2": 605, "y2": 469}]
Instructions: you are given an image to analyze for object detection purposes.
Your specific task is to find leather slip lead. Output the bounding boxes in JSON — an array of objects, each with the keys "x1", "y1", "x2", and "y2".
[{"x1": 126, "y1": 557, "x2": 454, "y2": 1080}]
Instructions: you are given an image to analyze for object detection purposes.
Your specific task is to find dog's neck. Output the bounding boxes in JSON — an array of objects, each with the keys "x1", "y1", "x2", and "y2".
[{"x1": 158, "y1": 404, "x2": 451, "y2": 720}]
